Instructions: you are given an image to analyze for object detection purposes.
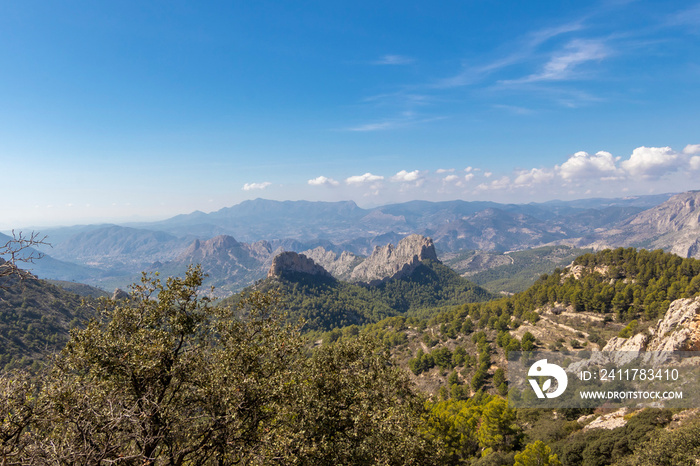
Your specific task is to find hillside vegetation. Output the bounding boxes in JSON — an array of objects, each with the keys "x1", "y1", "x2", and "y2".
[
  {"x1": 0, "y1": 275, "x2": 94, "y2": 371},
  {"x1": 241, "y1": 259, "x2": 494, "y2": 331},
  {"x1": 4, "y1": 247, "x2": 700, "y2": 464}
]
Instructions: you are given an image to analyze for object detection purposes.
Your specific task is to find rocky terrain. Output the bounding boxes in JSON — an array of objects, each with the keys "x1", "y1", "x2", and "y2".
[
  {"x1": 268, "y1": 234, "x2": 439, "y2": 285},
  {"x1": 580, "y1": 191, "x2": 700, "y2": 258},
  {"x1": 267, "y1": 251, "x2": 333, "y2": 279},
  {"x1": 13, "y1": 191, "x2": 700, "y2": 296},
  {"x1": 602, "y1": 296, "x2": 700, "y2": 353}
]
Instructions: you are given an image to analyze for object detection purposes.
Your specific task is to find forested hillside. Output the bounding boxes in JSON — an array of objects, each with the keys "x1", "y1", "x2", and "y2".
[
  {"x1": 3, "y1": 248, "x2": 700, "y2": 464},
  {"x1": 0, "y1": 275, "x2": 95, "y2": 371},
  {"x1": 238, "y1": 259, "x2": 494, "y2": 331},
  {"x1": 314, "y1": 247, "x2": 700, "y2": 464}
]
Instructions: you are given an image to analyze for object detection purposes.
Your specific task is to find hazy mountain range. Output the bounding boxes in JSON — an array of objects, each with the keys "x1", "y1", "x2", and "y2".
[{"x1": 7, "y1": 191, "x2": 700, "y2": 295}]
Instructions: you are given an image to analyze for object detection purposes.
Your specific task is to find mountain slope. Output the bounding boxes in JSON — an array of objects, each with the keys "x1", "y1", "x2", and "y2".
[
  {"x1": 0, "y1": 273, "x2": 96, "y2": 370},
  {"x1": 590, "y1": 191, "x2": 700, "y2": 258},
  {"x1": 237, "y1": 248, "x2": 493, "y2": 331}
]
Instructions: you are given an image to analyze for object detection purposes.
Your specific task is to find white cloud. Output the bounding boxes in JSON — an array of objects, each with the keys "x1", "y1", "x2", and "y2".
[
  {"x1": 391, "y1": 170, "x2": 421, "y2": 182},
  {"x1": 443, "y1": 175, "x2": 459, "y2": 183},
  {"x1": 436, "y1": 168, "x2": 454, "y2": 173},
  {"x1": 514, "y1": 168, "x2": 555, "y2": 187},
  {"x1": 558, "y1": 150, "x2": 620, "y2": 180},
  {"x1": 484, "y1": 171, "x2": 493, "y2": 178},
  {"x1": 620, "y1": 146, "x2": 681, "y2": 179},
  {"x1": 690, "y1": 156, "x2": 700, "y2": 171},
  {"x1": 347, "y1": 121, "x2": 397, "y2": 132},
  {"x1": 372, "y1": 54, "x2": 415, "y2": 65},
  {"x1": 477, "y1": 176, "x2": 511, "y2": 191},
  {"x1": 345, "y1": 173, "x2": 385, "y2": 185},
  {"x1": 505, "y1": 39, "x2": 608, "y2": 84},
  {"x1": 242, "y1": 182, "x2": 271, "y2": 191},
  {"x1": 308, "y1": 176, "x2": 339, "y2": 186},
  {"x1": 464, "y1": 173, "x2": 475, "y2": 182},
  {"x1": 683, "y1": 144, "x2": 700, "y2": 155}
]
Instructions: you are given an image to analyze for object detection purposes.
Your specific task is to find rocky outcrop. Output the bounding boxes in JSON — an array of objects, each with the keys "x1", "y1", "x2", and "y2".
[
  {"x1": 349, "y1": 234, "x2": 438, "y2": 285},
  {"x1": 593, "y1": 191, "x2": 700, "y2": 258},
  {"x1": 301, "y1": 247, "x2": 363, "y2": 280},
  {"x1": 112, "y1": 288, "x2": 130, "y2": 300},
  {"x1": 582, "y1": 408, "x2": 629, "y2": 431},
  {"x1": 601, "y1": 297, "x2": 700, "y2": 355},
  {"x1": 569, "y1": 297, "x2": 700, "y2": 370},
  {"x1": 267, "y1": 252, "x2": 333, "y2": 279}
]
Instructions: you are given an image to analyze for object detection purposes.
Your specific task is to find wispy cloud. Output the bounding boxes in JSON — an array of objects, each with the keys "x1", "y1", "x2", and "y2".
[
  {"x1": 242, "y1": 182, "x2": 271, "y2": 191},
  {"x1": 433, "y1": 20, "x2": 586, "y2": 88},
  {"x1": 372, "y1": 54, "x2": 415, "y2": 65},
  {"x1": 665, "y1": 3, "x2": 700, "y2": 28},
  {"x1": 345, "y1": 113, "x2": 445, "y2": 132},
  {"x1": 347, "y1": 121, "x2": 398, "y2": 132},
  {"x1": 501, "y1": 39, "x2": 609, "y2": 84},
  {"x1": 492, "y1": 104, "x2": 535, "y2": 115}
]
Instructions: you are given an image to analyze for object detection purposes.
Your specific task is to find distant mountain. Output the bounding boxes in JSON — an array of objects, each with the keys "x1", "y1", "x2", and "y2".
[
  {"x1": 586, "y1": 191, "x2": 700, "y2": 258},
  {"x1": 49, "y1": 225, "x2": 191, "y2": 269},
  {"x1": 127, "y1": 195, "x2": 673, "y2": 250},
  {"x1": 240, "y1": 242, "x2": 493, "y2": 331},
  {"x1": 24, "y1": 192, "x2": 685, "y2": 294}
]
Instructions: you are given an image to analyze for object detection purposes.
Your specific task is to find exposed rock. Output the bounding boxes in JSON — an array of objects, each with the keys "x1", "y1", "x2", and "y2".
[
  {"x1": 112, "y1": 288, "x2": 130, "y2": 300},
  {"x1": 601, "y1": 297, "x2": 700, "y2": 355},
  {"x1": 267, "y1": 251, "x2": 333, "y2": 279},
  {"x1": 583, "y1": 408, "x2": 628, "y2": 431},
  {"x1": 349, "y1": 234, "x2": 438, "y2": 285},
  {"x1": 594, "y1": 191, "x2": 700, "y2": 258},
  {"x1": 301, "y1": 247, "x2": 363, "y2": 280},
  {"x1": 570, "y1": 297, "x2": 700, "y2": 370}
]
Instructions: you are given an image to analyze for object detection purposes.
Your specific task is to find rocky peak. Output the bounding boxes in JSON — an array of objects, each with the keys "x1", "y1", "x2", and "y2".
[
  {"x1": 112, "y1": 288, "x2": 130, "y2": 301},
  {"x1": 267, "y1": 251, "x2": 333, "y2": 279},
  {"x1": 585, "y1": 297, "x2": 700, "y2": 366},
  {"x1": 349, "y1": 234, "x2": 438, "y2": 285},
  {"x1": 300, "y1": 247, "x2": 362, "y2": 280},
  {"x1": 596, "y1": 191, "x2": 700, "y2": 258}
]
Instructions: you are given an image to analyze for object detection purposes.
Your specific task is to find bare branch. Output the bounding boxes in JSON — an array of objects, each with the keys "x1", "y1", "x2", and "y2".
[{"x1": 0, "y1": 230, "x2": 51, "y2": 283}]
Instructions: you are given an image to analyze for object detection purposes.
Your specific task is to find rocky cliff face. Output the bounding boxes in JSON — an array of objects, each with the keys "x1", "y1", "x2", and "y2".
[
  {"x1": 591, "y1": 191, "x2": 700, "y2": 258},
  {"x1": 267, "y1": 251, "x2": 333, "y2": 279},
  {"x1": 602, "y1": 297, "x2": 700, "y2": 355},
  {"x1": 270, "y1": 234, "x2": 439, "y2": 285},
  {"x1": 349, "y1": 234, "x2": 438, "y2": 285},
  {"x1": 300, "y1": 247, "x2": 363, "y2": 280}
]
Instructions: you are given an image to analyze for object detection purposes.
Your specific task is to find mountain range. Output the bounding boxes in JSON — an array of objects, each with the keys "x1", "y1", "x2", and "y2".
[{"x1": 7, "y1": 190, "x2": 700, "y2": 296}]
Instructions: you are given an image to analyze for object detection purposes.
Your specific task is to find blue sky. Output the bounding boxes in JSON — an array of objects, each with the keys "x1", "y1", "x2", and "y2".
[{"x1": 2, "y1": 0, "x2": 700, "y2": 229}]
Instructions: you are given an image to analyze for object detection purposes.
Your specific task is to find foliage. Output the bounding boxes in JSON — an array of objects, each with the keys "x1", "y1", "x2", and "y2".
[
  {"x1": 552, "y1": 408, "x2": 672, "y2": 466},
  {"x1": 465, "y1": 246, "x2": 593, "y2": 294},
  {"x1": 623, "y1": 413, "x2": 700, "y2": 465},
  {"x1": 0, "y1": 275, "x2": 92, "y2": 371},
  {"x1": 248, "y1": 260, "x2": 493, "y2": 331},
  {"x1": 514, "y1": 440, "x2": 561, "y2": 466},
  {"x1": 0, "y1": 266, "x2": 439, "y2": 464},
  {"x1": 274, "y1": 334, "x2": 443, "y2": 465},
  {"x1": 424, "y1": 395, "x2": 520, "y2": 463}
]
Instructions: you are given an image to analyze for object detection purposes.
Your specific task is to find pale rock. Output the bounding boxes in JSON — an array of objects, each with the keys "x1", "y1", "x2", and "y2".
[
  {"x1": 583, "y1": 408, "x2": 628, "y2": 431},
  {"x1": 349, "y1": 234, "x2": 438, "y2": 285},
  {"x1": 112, "y1": 288, "x2": 130, "y2": 300},
  {"x1": 267, "y1": 251, "x2": 333, "y2": 279},
  {"x1": 301, "y1": 247, "x2": 362, "y2": 280}
]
